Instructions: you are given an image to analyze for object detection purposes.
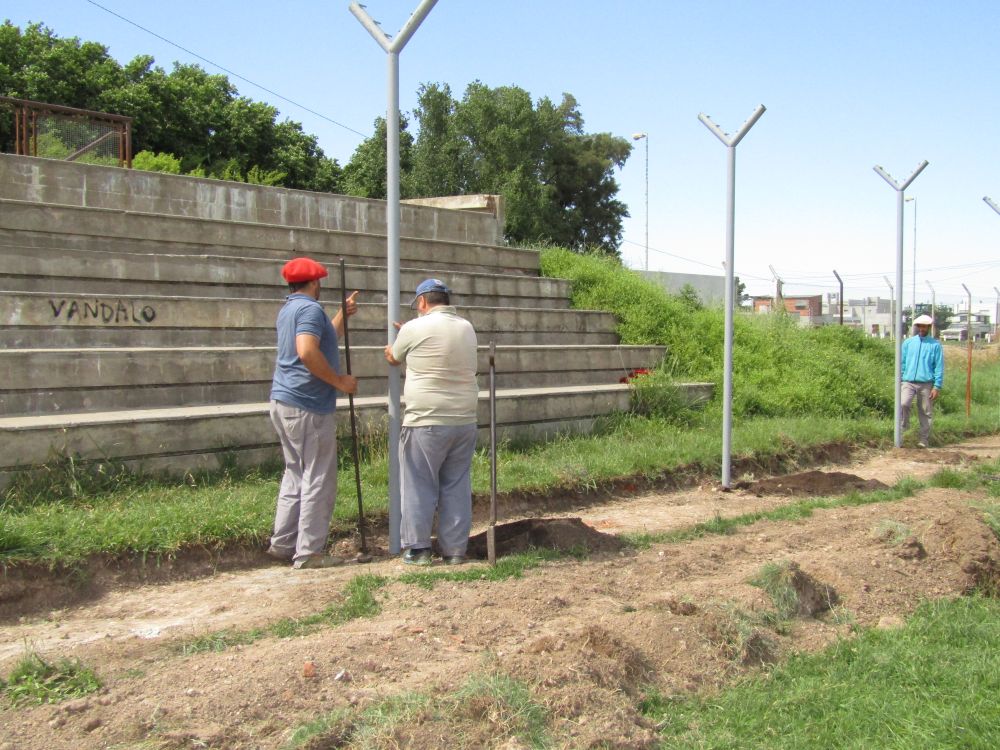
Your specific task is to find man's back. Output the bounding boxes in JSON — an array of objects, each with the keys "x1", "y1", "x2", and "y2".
[{"x1": 393, "y1": 306, "x2": 478, "y2": 426}]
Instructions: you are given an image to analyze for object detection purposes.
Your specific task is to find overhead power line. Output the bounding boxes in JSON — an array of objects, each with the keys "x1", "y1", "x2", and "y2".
[{"x1": 84, "y1": 0, "x2": 368, "y2": 138}]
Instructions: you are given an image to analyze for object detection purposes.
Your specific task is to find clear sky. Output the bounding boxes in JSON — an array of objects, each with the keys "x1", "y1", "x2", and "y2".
[{"x1": 8, "y1": 1, "x2": 1000, "y2": 310}]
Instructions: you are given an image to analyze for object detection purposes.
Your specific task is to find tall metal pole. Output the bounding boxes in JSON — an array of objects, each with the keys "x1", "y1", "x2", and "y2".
[
  {"x1": 906, "y1": 196, "x2": 917, "y2": 322},
  {"x1": 986, "y1": 199, "x2": 1000, "y2": 340},
  {"x1": 926, "y1": 280, "x2": 936, "y2": 338},
  {"x1": 769, "y1": 265, "x2": 783, "y2": 309},
  {"x1": 962, "y1": 283, "x2": 972, "y2": 418},
  {"x1": 699, "y1": 104, "x2": 766, "y2": 489},
  {"x1": 833, "y1": 270, "x2": 844, "y2": 325},
  {"x1": 351, "y1": 0, "x2": 439, "y2": 554},
  {"x1": 874, "y1": 160, "x2": 929, "y2": 448},
  {"x1": 632, "y1": 132, "x2": 649, "y2": 271}
]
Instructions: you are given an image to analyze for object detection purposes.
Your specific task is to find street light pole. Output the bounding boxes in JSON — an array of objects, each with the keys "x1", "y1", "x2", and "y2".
[
  {"x1": 698, "y1": 103, "x2": 766, "y2": 490},
  {"x1": 632, "y1": 132, "x2": 648, "y2": 271},
  {"x1": 350, "y1": 0, "x2": 439, "y2": 555},
  {"x1": 984, "y1": 198, "x2": 1000, "y2": 339},
  {"x1": 874, "y1": 159, "x2": 929, "y2": 448}
]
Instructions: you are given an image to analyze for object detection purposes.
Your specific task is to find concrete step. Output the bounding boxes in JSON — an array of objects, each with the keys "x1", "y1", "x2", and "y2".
[
  {"x1": 0, "y1": 242, "x2": 570, "y2": 308},
  {"x1": 0, "y1": 384, "x2": 647, "y2": 483},
  {"x1": 0, "y1": 345, "x2": 666, "y2": 415},
  {"x1": 0, "y1": 199, "x2": 538, "y2": 276},
  {"x1": 1, "y1": 154, "x2": 503, "y2": 246},
  {"x1": 0, "y1": 292, "x2": 619, "y2": 348}
]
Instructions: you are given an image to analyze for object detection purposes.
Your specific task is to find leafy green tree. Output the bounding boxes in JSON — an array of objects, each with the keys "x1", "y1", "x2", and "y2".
[
  {"x1": 1, "y1": 22, "x2": 342, "y2": 192},
  {"x1": 344, "y1": 81, "x2": 631, "y2": 253}
]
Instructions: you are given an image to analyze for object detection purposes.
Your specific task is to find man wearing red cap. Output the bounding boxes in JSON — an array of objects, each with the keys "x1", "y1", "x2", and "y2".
[{"x1": 268, "y1": 257, "x2": 359, "y2": 569}]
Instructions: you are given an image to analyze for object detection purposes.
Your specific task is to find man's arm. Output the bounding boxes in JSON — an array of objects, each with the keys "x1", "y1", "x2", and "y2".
[
  {"x1": 384, "y1": 320, "x2": 405, "y2": 366},
  {"x1": 296, "y1": 334, "x2": 358, "y2": 394},
  {"x1": 330, "y1": 290, "x2": 359, "y2": 337}
]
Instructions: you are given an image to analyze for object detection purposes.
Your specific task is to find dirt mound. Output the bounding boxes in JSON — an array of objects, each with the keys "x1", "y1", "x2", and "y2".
[
  {"x1": 893, "y1": 449, "x2": 979, "y2": 464},
  {"x1": 466, "y1": 517, "x2": 625, "y2": 559},
  {"x1": 784, "y1": 562, "x2": 839, "y2": 616},
  {"x1": 736, "y1": 470, "x2": 888, "y2": 496}
]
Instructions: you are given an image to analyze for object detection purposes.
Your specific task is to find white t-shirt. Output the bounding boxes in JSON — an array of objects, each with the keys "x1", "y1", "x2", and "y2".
[{"x1": 391, "y1": 305, "x2": 479, "y2": 426}]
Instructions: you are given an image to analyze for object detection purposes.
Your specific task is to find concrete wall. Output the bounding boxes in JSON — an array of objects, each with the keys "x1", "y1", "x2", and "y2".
[
  {"x1": 0, "y1": 154, "x2": 504, "y2": 246},
  {"x1": 640, "y1": 270, "x2": 726, "y2": 306}
]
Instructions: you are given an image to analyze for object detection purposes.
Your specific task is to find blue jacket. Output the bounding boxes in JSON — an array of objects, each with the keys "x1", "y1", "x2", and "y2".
[{"x1": 901, "y1": 333, "x2": 943, "y2": 388}]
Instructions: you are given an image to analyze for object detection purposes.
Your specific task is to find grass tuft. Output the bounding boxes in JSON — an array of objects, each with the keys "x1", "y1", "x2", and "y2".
[{"x1": 1, "y1": 652, "x2": 101, "y2": 707}]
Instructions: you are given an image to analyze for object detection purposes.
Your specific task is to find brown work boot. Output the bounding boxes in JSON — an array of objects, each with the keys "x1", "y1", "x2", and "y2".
[{"x1": 293, "y1": 554, "x2": 346, "y2": 569}]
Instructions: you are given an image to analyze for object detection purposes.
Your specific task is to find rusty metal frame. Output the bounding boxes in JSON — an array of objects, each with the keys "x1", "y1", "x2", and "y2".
[{"x1": 1, "y1": 95, "x2": 133, "y2": 167}]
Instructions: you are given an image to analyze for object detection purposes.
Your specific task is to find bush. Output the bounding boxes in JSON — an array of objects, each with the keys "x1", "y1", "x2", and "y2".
[
  {"x1": 132, "y1": 150, "x2": 182, "y2": 174},
  {"x1": 540, "y1": 246, "x2": 896, "y2": 419}
]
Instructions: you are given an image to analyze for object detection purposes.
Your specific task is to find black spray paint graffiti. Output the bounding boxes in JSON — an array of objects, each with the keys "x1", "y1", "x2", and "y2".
[{"x1": 49, "y1": 299, "x2": 157, "y2": 324}]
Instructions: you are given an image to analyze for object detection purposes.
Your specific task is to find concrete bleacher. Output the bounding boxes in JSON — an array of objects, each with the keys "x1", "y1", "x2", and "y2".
[{"x1": 0, "y1": 155, "x2": 710, "y2": 484}]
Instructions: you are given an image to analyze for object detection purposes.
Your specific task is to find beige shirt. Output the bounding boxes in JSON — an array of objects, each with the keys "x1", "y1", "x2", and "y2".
[{"x1": 391, "y1": 306, "x2": 479, "y2": 427}]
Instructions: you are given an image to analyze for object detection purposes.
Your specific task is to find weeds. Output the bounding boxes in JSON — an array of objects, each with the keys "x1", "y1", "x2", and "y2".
[
  {"x1": 748, "y1": 562, "x2": 801, "y2": 620},
  {"x1": 1, "y1": 652, "x2": 101, "y2": 707}
]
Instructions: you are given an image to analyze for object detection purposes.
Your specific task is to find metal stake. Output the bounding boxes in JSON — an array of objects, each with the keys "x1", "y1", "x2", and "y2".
[
  {"x1": 351, "y1": 0, "x2": 439, "y2": 554},
  {"x1": 962, "y1": 283, "x2": 972, "y2": 418},
  {"x1": 699, "y1": 104, "x2": 766, "y2": 489},
  {"x1": 873, "y1": 160, "x2": 929, "y2": 448},
  {"x1": 340, "y1": 260, "x2": 370, "y2": 561},
  {"x1": 488, "y1": 341, "x2": 498, "y2": 566}
]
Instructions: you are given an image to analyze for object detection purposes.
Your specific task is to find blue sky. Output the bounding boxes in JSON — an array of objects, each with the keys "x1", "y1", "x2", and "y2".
[{"x1": 8, "y1": 1, "x2": 1000, "y2": 309}]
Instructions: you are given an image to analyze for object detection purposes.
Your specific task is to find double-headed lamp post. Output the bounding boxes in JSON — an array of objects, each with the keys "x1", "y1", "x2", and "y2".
[
  {"x1": 905, "y1": 196, "x2": 917, "y2": 321},
  {"x1": 632, "y1": 132, "x2": 648, "y2": 271}
]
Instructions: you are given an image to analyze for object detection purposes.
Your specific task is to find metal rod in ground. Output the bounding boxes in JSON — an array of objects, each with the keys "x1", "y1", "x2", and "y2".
[
  {"x1": 340, "y1": 259, "x2": 369, "y2": 557},
  {"x1": 488, "y1": 340, "x2": 497, "y2": 566}
]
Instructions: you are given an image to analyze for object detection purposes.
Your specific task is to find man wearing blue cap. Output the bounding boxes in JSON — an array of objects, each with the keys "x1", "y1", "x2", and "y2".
[{"x1": 385, "y1": 279, "x2": 479, "y2": 565}]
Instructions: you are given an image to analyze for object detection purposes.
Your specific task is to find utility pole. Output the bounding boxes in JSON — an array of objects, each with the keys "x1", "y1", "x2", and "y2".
[
  {"x1": 833, "y1": 270, "x2": 844, "y2": 325},
  {"x1": 698, "y1": 103, "x2": 766, "y2": 490},
  {"x1": 350, "y1": 0, "x2": 439, "y2": 554},
  {"x1": 874, "y1": 160, "x2": 929, "y2": 448}
]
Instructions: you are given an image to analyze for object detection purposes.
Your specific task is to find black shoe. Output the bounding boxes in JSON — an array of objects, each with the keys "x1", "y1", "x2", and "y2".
[
  {"x1": 402, "y1": 547, "x2": 433, "y2": 566},
  {"x1": 443, "y1": 555, "x2": 466, "y2": 566}
]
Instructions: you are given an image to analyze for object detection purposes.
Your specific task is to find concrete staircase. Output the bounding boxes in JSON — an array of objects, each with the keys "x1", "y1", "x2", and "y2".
[{"x1": 0, "y1": 155, "x2": 706, "y2": 483}]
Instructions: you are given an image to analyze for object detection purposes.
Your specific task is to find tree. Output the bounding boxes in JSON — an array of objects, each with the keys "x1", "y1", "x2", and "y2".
[
  {"x1": 1, "y1": 22, "x2": 342, "y2": 192},
  {"x1": 343, "y1": 81, "x2": 632, "y2": 253},
  {"x1": 905, "y1": 304, "x2": 952, "y2": 334}
]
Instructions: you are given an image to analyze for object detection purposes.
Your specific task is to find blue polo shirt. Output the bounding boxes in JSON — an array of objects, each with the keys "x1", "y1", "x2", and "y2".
[{"x1": 270, "y1": 294, "x2": 340, "y2": 414}]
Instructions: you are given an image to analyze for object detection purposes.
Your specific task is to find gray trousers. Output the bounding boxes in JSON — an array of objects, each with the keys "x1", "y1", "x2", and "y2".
[
  {"x1": 399, "y1": 424, "x2": 478, "y2": 556},
  {"x1": 269, "y1": 400, "x2": 338, "y2": 563},
  {"x1": 901, "y1": 381, "x2": 934, "y2": 444}
]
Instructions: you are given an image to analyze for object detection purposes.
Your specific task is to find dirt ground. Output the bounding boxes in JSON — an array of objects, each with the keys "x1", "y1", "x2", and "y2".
[{"x1": 1, "y1": 436, "x2": 999, "y2": 749}]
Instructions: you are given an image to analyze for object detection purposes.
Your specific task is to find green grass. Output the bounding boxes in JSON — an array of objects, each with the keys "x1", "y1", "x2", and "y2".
[
  {"x1": 397, "y1": 548, "x2": 575, "y2": 590},
  {"x1": 623, "y1": 476, "x2": 929, "y2": 549},
  {"x1": 181, "y1": 573, "x2": 388, "y2": 655},
  {"x1": 748, "y1": 561, "x2": 802, "y2": 620},
  {"x1": 285, "y1": 672, "x2": 550, "y2": 750},
  {"x1": 640, "y1": 596, "x2": 1000, "y2": 749},
  {"x1": 1, "y1": 652, "x2": 102, "y2": 707}
]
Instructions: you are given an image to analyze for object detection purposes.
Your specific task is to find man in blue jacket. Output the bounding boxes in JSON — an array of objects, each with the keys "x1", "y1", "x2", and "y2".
[{"x1": 900, "y1": 314, "x2": 944, "y2": 448}]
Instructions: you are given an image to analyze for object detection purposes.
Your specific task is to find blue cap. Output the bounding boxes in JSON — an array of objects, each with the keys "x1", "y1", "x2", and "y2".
[{"x1": 410, "y1": 278, "x2": 451, "y2": 308}]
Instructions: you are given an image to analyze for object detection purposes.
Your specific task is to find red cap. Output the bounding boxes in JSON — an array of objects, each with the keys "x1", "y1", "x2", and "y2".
[{"x1": 281, "y1": 257, "x2": 328, "y2": 283}]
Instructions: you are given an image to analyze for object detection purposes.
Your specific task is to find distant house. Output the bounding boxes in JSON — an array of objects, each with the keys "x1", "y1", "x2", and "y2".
[
  {"x1": 752, "y1": 295, "x2": 831, "y2": 326},
  {"x1": 940, "y1": 311, "x2": 992, "y2": 342}
]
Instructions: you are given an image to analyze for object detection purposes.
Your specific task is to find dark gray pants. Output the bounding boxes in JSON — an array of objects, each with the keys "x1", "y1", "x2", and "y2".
[
  {"x1": 399, "y1": 424, "x2": 478, "y2": 556},
  {"x1": 269, "y1": 400, "x2": 338, "y2": 563},
  {"x1": 901, "y1": 381, "x2": 934, "y2": 444}
]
